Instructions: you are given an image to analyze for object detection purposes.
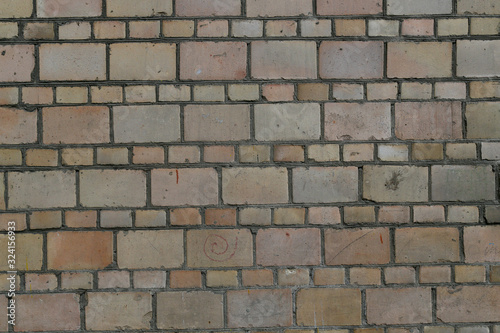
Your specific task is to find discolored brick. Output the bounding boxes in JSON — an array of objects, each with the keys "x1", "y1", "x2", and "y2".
[
  {"x1": 38, "y1": 0, "x2": 101, "y2": 17},
  {"x1": 1, "y1": 0, "x2": 33, "y2": 18},
  {"x1": 0, "y1": 233, "x2": 42, "y2": 270},
  {"x1": 176, "y1": 0, "x2": 240, "y2": 16},
  {"x1": 388, "y1": 43, "x2": 452, "y2": 78},
  {"x1": 0, "y1": 45, "x2": 34, "y2": 82},
  {"x1": 437, "y1": 286, "x2": 500, "y2": 322},
  {"x1": 464, "y1": 226, "x2": 500, "y2": 263},
  {"x1": 318, "y1": 0, "x2": 382, "y2": 15},
  {"x1": 107, "y1": 0, "x2": 172, "y2": 16},
  {"x1": 466, "y1": 102, "x2": 500, "y2": 139},
  {"x1": 396, "y1": 228, "x2": 460, "y2": 263},
  {"x1": 387, "y1": 0, "x2": 452, "y2": 15}
]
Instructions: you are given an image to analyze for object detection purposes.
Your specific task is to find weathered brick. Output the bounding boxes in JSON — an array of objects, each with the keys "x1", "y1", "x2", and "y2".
[
  {"x1": 0, "y1": 87, "x2": 19, "y2": 105},
  {"x1": 152, "y1": 168, "x2": 218, "y2": 206},
  {"x1": 125, "y1": 85, "x2": 155, "y2": 102},
  {"x1": 298, "y1": 83, "x2": 329, "y2": 101},
  {"x1": 0, "y1": 108, "x2": 36, "y2": 144},
  {"x1": 240, "y1": 207, "x2": 272, "y2": 226},
  {"x1": 455, "y1": 265, "x2": 486, "y2": 283},
  {"x1": 170, "y1": 270, "x2": 201, "y2": 288},
  {"x1": 314, "y1": 268, "x2": 345, "y2": 285},
  {"x1": 228, "y1": 84, "x2": 259, "y2": 101},
  {"x1": 401, "y1": 82, "x2": 432, "y2": 100},
  {"x1": 464, "y1": 226, "x2": 500, "y2": 263},
  {"x1": 274, "y1": 145, "x2": 304, "y2": 162},
  {"x1": 17, "y1": 294, "x2": 80, "y2": 331},
  {"x1": 308, "y1": 207, "x2": 341, "y2": 225},
  {"x1": 491, "y1": 266, "x2": 500, "y2": 282},
  {"x1": 344, "y1": 206, "x2": 376, "y2": 224},
  {"x1": 466, "y1": 102, "x2": 500, "y2": 139},
  {"x1": 335, "y1": 19, "x2": 366, "y2": 36},
  {"x1": 320, "y1": 41, "x2": 383, "y2": 79},
  {"x1": 255, "y1": 103, "x2": 321, "y2": 141},
  {"x1": 262, "y1": 83, "x2": 295, "y2": 101},
  {"x1": 318, "y1": 0, "x2": 382, "y2": 15},
  {"x1": 163, "y1": 20, "x2": 194, "y2": 37},
  {"x1": 369, "y1": 19, "x2": 399, "y2": 36},
  {"x1": 0, "y1": 233, "x2": 42, "y2": 270},
  {"x1": 350, "y1": 267, "x2": 381, "y2": 285},
  {"x1": 247, "y1": 0, "x2": 311, "y2": 17},
  {"x1": 385, "y1": 267, "x2": 416, "y2": 284},
  {"x1": 297, "y1": 288, "x2": 361, "y2": 326},
  {"x1": 100, "y1": 210, "x2": 132, "y2": 228},
  {"x1": 438, "y1": 18, "x2": 468, "y2": 36},
  {"x1": 396, "y1": 228, "x2": 460, "y2": 263},
  {"x1": 325, "y1": 102, "x2": 391, "y2": 141},
  {"x1": 187, "y1": 229, "x2": 253, "y2": 267},
  {"x1": 431, "y1": 165, "x2": 495, "y2": 201},
  {"x1": 38, "y1": 0, "x2": 101, "y2": 17},
  {"x1": 167, "y1": 146, "x2": 199, "y2": 164},
  {"x1": 378, "y1": 144, "x2": 409, "y2": 162},
  {"x1": 113, "y1": 105, "x2": 179, "y2": 143},
  {"x1": 325, "y1": 228, "x2": 390, "y2": 265},
  {"x1": 198, "y1": 19, "x2": 228, "y2": 37},
  {"x1": 206, "y1": 208, "x2": 236, "y2": 226},
  {"x1": 65, "y1": 210, "x2": 97, "y2": 228},
  {"x1": 91, "y1": 85, "x2": 122, "y2": 103},
  {"x1": 363, "y1": 166, "x2": 428, "y2": 202},
  {"x1": 193, "y1": 85, "x2": 224, "y2": 101},
  {"x1": 387, "y1": 0, "x2": 452, "y2": 15},
  {"x1": 134, "y1": 210, "x2": 166, "y2": 228},
  {"x1": 242, "y1": 269, "x2": 274, "y2": 286},
  {"x1": 170, "y1": 208, "x2": 201, "y2": 226},
  {"x1": 176, "y1": 0, "x2": 240, "y2": 16},
  {"x1": 86, "y1": 292, "x2": 152, "y2": 330},
  {"x1": 61, "y1": 272, "x2": 93, "y2": 290},
  {"x1": 80, "y1": 169, "x2": 146, "y2": 207},
  {"x1": 308, "y1": 144, "x2": 340, "y2": 162},
  {"x1": 265, "y1": 20, "x2": 297, "y2": 37},
  {"x1": 414, "y1": 206, "x2": 445, "y2": 223},
  {"x1": 483, "y1": 142, "x2": 500, "y2": 160},
  {"x1": 0, "y1": 213, "x2": 26, "y2": 231},
  {"x1": 448, "y1": 206, "x2": 479, "y2": 223},
  {"x1": 257, "y1": 228, "x2": 321, "y2": 266},
  {"x1": 252, "y1": 41, "x2": 317, "y2": 79},
  {"x1": 420, "y1": 266, "x2": 451, "y2": 283},
  {"x1": 274, "y1": 208, "x2": 305, "y2": 225},
  {"x1": 206, "y1": 270, "x2": 238, "y2": 287},
  {"x1": 412, "y1": 143, "x2": 444, "y2": 161},
  {"x1": 228, "y1": 289, "x2": 292, "y2": 327},
  {"x1": 458, "y1": 41, "x2": 500, "y2": 77},
  {"x1": 388, "y1": 43, "x2": 452, "y2": 78},
  {"x1": 96, "y1": 147, "x2": 128, "y2": 165},
  {"x1": 239, "y1": 145, "x2": 270, "y2": 163},
  {"x1": 471, "y1": 18, "x2": 500, "y2": 35},
  {"x1": 301, "y1": 19, "x2": 332, "y2": 37},
  {"x1": 1, "y1": 0, "x2": 33, "y2": 18},
  {"x1": 24, "y1": 22, "x2": 55, "y2": 40},
  {"x1": 458, "y1": 0, "x2": 500, "y2": 14},
  {"x1": 0, "y1": 22, "x2": 18, "y2": 38},
  {"x1": 0, "y1": 45, "x2": 34, "y2": 82},
  {"x1": 378, "y1": 206, "x2": 410, "y2": 223},
  {"x1": 293, "y1": 167, "x2": 358, "y2": 203},
  {"x1": 204, "y1": 145, "x2": 234, "y2": 163},
  {"x1": 59, "y1": 21, "x2": 91, "y2": 39},
  {"x1": 395, "y1": 102, "x2": 462, "y2": 140},
  {"x1": 61, "y1": 148, "x2": 93, "y2": 166},
  {"x1": 366, "y1": 288, "x2": 432, "y2": 324},
  {"x1": 56, "y1": 86, "x2": 87, "y2": 103},
  {"x1": 107, "y1": 0, "x2": 171, "y2": 16},
  {"x1": 344, "y1": 144, "x2": 373, "y2": 162},
  {"x1": 332, "y1": 83, "x2": 364, "y2": 100},
  {"x1": 157, "y1": 291, "x2": 223, "y2": 329},
  {"x1": 30, "y1": 210, "x2": 62, "y2": 229},
  {"x1": 437, "y1": 286, "x2": 500, "y2": 322},
  {"x1": 402, "y1": 19, "x2": 434, "y2": 36},
  {"x1": 94, "y1": 20, "x2": 125, "y2": 39},
  {"x1": 278, "y1": 268, "x2": 309, "y2": 285},
  {"x1": 98, "y1": 271, "x2": 130, "y2": 289},
  {"x1": 181, "y1": 42, "x2": 246, "y2": 80},
  {"x1": 435, "y1": 82, "x2": 467, "y2": 99}
]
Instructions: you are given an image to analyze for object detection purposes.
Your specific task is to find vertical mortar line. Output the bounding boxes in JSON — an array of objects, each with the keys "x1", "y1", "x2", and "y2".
[
  {"x1": 176, "y1": 41, "x2": 181, "y2": 82},
  {"x1": 146, "y1": 169, "x2": 152, "y2": 208},
  {"x1": 182, "y1": 229, "x2": 188, "y2": 270},
  {"x1": 109, "y1": 105, "x2": 114, "y2": 143},
  {"x1": 427, "y1": 165, "x2": 432, "y2": 204},
  {"x1": 320, "y1": 102, "x2": 325, "y2": 141},
  {"x1": 180, "y1": 104, "x2": 185, "y2": 142},
  {"x1": 389, "y1": 227, "x2": 396, "y2": 264},
  {"x1": 361, "y1": 288, "x2": 367, "y2": 325},
  {"x1": 75, "y1": 169, "x2": 81, "y2": 208},
  {"x1": 42, "y1": 232, "x2": 48, "y2": 271},
  {"x1": 458, "y1": 226, "x2": 465, "y2": 263},
  {"x1": 358, "y1": 166, "x2": 363, "y2": 203},
  {"x1": 151, "y1": 292, "x2": 158, "y2": 330},
  {"x1": 112, "y1": 230, "x2": 118, "y2": 266},
  {"x1": 106, "y1": 43, "x2": 110, "y2": 81},
  {"x1": 431, "y1": 287, "x2": 437, "y2": 323},
  {"x1": 288, "y1": 167, "x2": 293, "y2": 204},
  {"x1": 383, "y1": 41, "x2": 388, "y2": 80},
  {"x1": 250, "y1": 104, "x2": 255, "y2": 141},
  {"x1": 79, "y1": 290, "x2": 88, "y2": 332},
  {"x1": 217, "y1": 165, "x2": 223, "y2": 207},
  {"x1": 451, "y1": 41, "x2": 457, "y2": 79}
]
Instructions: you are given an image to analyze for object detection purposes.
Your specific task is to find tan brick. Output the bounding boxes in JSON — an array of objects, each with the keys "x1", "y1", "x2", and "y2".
[
  {"x1": 184, "y1": 105, "x2": 250, "y2": 141},
  {"x1": 385, "y1": 267, "x2": 416, "y2": 284},
  {"x1": 1, "y1": 0, "x2": 32, "y2": 18},
  {"x1": 0, "y1": 45, "x2": 34, "y2": 82},
  {"x1": 396, "y1": 228, "x2": 460, "y2": 263},
  {"x1": 157, "y1": 291, "x2": 223, "y2": 329},
  {"x1": 367, "y1": 82, "x2": 398, "y2": 100},
  {"x1": 274, "y1": 208, "x2": 305, "y2": 225},
  {"x1": 257, "y1": 228, "x2": 321, "y2": 266},
  {"x1": 332, "y1": 83, "x2": 364, "y2": 100},
  {"x1": 228, "y1": 289, "x2": 292, "y2": 327},
  {"x1": 318, "y1": 0, "x2": 382, "y2": 15},
  {"x1": 367, "y1": 288, "x2": 432, "y2": 324},
  {"x1": 247, "y1": 0, "x2": 311, "y2": 16},
  {"x1": 91, "y1": 86, "x2": 122, "y2": 103},
  {"x1": 446, "y1": 143, "x2": 477, "y2": 160},
  {"x1": 177, "y1": 0, "x2": 240, "y2": 16},
  {"x1": 94, "y1": 21, "x2": 126, "y2": 39},
  {"x1": 100, "y1": 210, "x2": 132, "y2": 228},
  {"x1": 455, "y1": 265, "x2": 486, "y2": 283},
  {"x1": 170, "y1": 208, "x2": 201, "y2": 226},
  {"x1": 278, "y1": 268, "x2": 309, "y2": 286},
  {"x1": 135, "y1": 210, "x2": 166, "y2": 227},
  {"x1": 107, "y1": 0, "x2": 172, "y2": 16},
  {"x1": 96, "y1": 147, "x2": 128, "y2": 165},
  {"x1": 335, "y1": 19, "x2": 365, "y2": 36},
  {"x1": 466, "y1": 102, "x2": 500, "y2": 139},
  {"x1": 325, "y1": 228, "x2": 390, "y2": 265},
  {"x1": 80, "y1": 169, "x2": 146, "y2": 207},
  {"x1": 56, "y1": 86, "x2": 87, "y2": 104},
  {"x1": 61, "y1": 272, "x2": 93, "y2": 290},
  {"x1": 9, "y1": 171, "x2": 76, "y2": 209},
  {"x1": 0, "y1": 233, "x2": 42, "y2": 270},
  {"x1": 181, "y1": 42, "x2": 246, "y2": 80},
  {"x1": 350, "y1": 267, "x2": 381, "y2": 285},
  {"x1": 414, "y1": 206, "x2": 445, "y2": 223},
  {"x1": 98, "y1": 270, "x2": 130, "y2": 289},
  {"x1": 193, "y1": 85, "x2": 224, "y2": 102},
  {"x1": 170, "y1": 270, "x2": 202, "y2": 288},
  {"x1": 61, "y1": 148, "x2": 93, "y2": 166},
  {"x1": 344, "y1": 206, "x2": 376, "y2": 224},
  {"x1": 30, "y1": 210, "x2": 62, "y2": 229},
  {"x1": 294, "y1": 167, "x2": 358, "y2": 203},
  {"x1": 129, "y1": 20, "x2": 160, "y2": 38},
  {"x1": 228, "y1": 84, "x2": 259, "y2": 101},
  {"x1": 435, "y1": 82, "x2": 467, "y2": 99},
  {"x1": 0, "y1": 22, "x2": 18, "y2": 38},
  {"x1": 168, "y1": 145, "x2": 200, "y2": 163},
  {"x1": 437, "y1": 286, "x2": 500, "y2": 322},
  {"x1": 206, "y1": 208, "x2": 236, "y2": 227},
  {"x1": 110, "y1": 43, "x2": 175, "y2": 80},
  {"x1": 223, "y1": 167, "x2": 288, "y2": 204},
  {"x1": 0, "y1": 149, "x2": 21, "y2": 165},
  {"x1": 159, "y1": 83, "x2": 191, "y2": 101},
  {"x1": 38, "y1": 0, "x2": 101, "y2": 17},
  {"x1": 125, "y1": 85, "x2": 155, "y2": 103},
  {"x1": 239, "y1": 145, "x2": 271, "y2": 163},
  {"x1": 314, "y1": 268, "x2": 345, "y2": 285},
  {"x1": 420, "y1": 266, "x2": 451, "y2": 283},
  {"x1": 59, "y1": 21, "x2": 91, "y2": 39},
  {"x1": 458, "y1": 0, "x2": 500, "y2": 14},
  {"x1": 198, "y1": 19, "x2": 228, "y2": 37},
  {"x1": 266, "y1": 20, "x2": 297, "y2": 37},
  {"x1": 412, "y1": 143, "x2": 443, "y2": 161},
  {"x1": 48, "y1": 231, "x2": 112, "y2": 270},
  {"x1": 298, "y1": 83, "x2": 329, "y2": 101},
  {"x1": 388, "y1": 42, "x2": 452, "y2": 78},
  {"x1": 308, "y1": 144, "x2": 340, "y2": 162},
  {"x1": 24, "y1": 22, "x2": 54, "y2": 39},
  {"x1": 206, "y1": 270, "x2": 238, "y2": 287},
  {"x1": 301, "y1": 19, "x2": 332, "y2": 37},
  {"x1": 424, "y1": 327, "x2": 454, "y2": 333},
  {"x1": 297, "y1": 288, "x2": 361, "y2": 325},
  {"x1": 483, "y1": 142, "x2": 500, "y2": 160},
  {"x1": 471, "y1": 18, "x2": 500, "y2": 35},
  {"x1": 465, "y1": 226, "x2": 500, "y2": 263},
  {"x1": 17, "y1": 294, "x2": 80, "y2": 331},
  {"x1": 187, "y1": 229, "x2": 252, "y2": 267},
  {"x1": 242, "y1": 269, "x2": 274, "y2": 286},
  {"x1": 252, "y1": 41, "x2": 317, "y2": 79},
  {"x1": 133, "y1": 146, "x2": 164, "y2": 164},
  {"x1": 0, "y1": 87, "x2": 18, "y2": 105},
  {"x1": 240, "y1": 207, "x2": 272, "y2": 226},
  {"x1": 491, "y1": 266, "x2": 500, "y2": 282},
  {"x1": 401, "y1": 82, "x2": 432, "y2": 99},
  {"x1": 458, "y1": 40, "x2": 500, "y2": 77},
  {"x1": 402, "y1": 19, "x2": 434, "y2": 36},
  {"x1": 320, "y1": 41, "x2": 383, "y2": 79},
  {"x1": 378, "y1": 144, "x2": 408, "y2": 162},
  {"x1": 204, "y1": 145, "x2": 234, "y2": 163},
  {"x1": 438, "y1": 18, "x2": 468, "y2": 36},
  {"x1": 387, "y1": 0, "x2": 452, "y2": 14},
  {"x1": 369, "y1": 19, "x2": 399, "y2": 36},
  {"x1": 308, "y1": 207, "x2": 341, "y2": 225},
  {"x1": 0, "y1": 213, "x2": 26, "y2": 231},
  {"x1": 432, "y1": 165, "x2": 495, "y2": 201},
  {"x1": 65, "y1": 210, "x2": 97, "y2": 228},
  {"x1": 262, "y1": 83, "x2": 295, "y2": 101},
  {"x1": 274, "y1": 145, "x2": 304, "y2": 162},
  {"x1": 163, "y1": 20, "x2": 194, "y2": 37},
  {"x1": 471, "y1": 82, "x2": 500, "y2": 98},
  {"x1": 86, "y1": 292, "x2": 152, "y2": 330},
  {"x1": 448, "y1": 206, "x2": 479, "y2": 223}
]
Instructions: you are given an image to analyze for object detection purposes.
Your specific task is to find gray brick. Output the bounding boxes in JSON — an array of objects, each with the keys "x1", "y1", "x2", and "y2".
[
  {"x1": 387, "y1": 0, "x2": 452, "y2": 15},
  {"x1": 466, "y1": 102, "x2": 500, "y2": 139},
  {"x1": 458, "y1": 40, "x2": 500, "y2": 77}
]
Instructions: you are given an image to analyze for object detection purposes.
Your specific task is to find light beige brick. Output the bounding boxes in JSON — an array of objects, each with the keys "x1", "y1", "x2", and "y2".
[
  {"x1": 0, "y1": 22, "x2": 17, "y2": 39},
  {"x1": 0, "y1": 0, "x2": 33, "y2": 18},
  {"x1": 107, "y1": 0, "x2": 172, "y2": 16},
  {"x1": 228, "y1": 84, "x2": 259, "y2": 101},
  {"x1": 193, "y1": 85, "x2": 225, "y2": 102},
  {"x1": 0, "y1": 45, "x2": 35, "y2": 82},
  {"x1": 163, "y1": 20, "x2": 194, "y2": 37},
  {"x1": 197, "y1": 19, "x2": 228, "y2": 37},
  {"x1": 129, "y1": 20, "x2": 160, "y2": 38},
  {"x1": 37, "y1": 0, "x2": 101, "y2": 17},
  {"x1": 159, "y1": 84, "x2": 191, "y2": 102},
  {"x1": 176, "y1": 0, "x2": 240, "y2": 16},
  {"x1": 432, "y1": 165, "x2": 495, "y2": 201},
  {"x1": 458, "y1": 41, "x2": 500, "y2": 77},
  {"x1": 59, "y1": 21, "x2": 91, "y2": 39},
  {"x1": 396, "y1": 228, "x2": 460, "y2": 263},
  {"x1": 125, "y1": 85, "x2": 155, "y2": 103},
  {"x1": 247, "y1": 0, "x2": 312, "y2": 16},
  {"x1": 56, "y1": 86, "x2": 88, "y2": 104},
  {"x1": 91, "y1": 86, "x2": 122, "y2": 103},
  {"x1": 206, "y1": 270, "x2": 238, "y2": 287},
  {"x1": 94, "y1": 21, "x2": 126, "y2": 39}
]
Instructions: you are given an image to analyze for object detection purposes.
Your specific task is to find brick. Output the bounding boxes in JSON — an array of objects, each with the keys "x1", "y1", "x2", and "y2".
[
  {"x1": 65, "y1": 210, "x2": 97, "y2": 228},
  {"x1": 491, "y1": 266, "x2": 500, "y2": 282},
  {"x1": 401, "y1": 82, "x2": 432, "y2": 99},
  {"x1": 0, "y1": 234, "x2": 42, "y2": 270},
  {"x1": 193, "y1": 85, "x2": 224, "y2": 102},
  {"x1": 385, "y1": 267, "x2": 416, "y2": 284},
  {"x1": 204, "y1": 145, "x2": 234, "y2": 163},
  {"x1": 170, "y1": 270, "x2": 202, "y2": 288},
  {"x1": 278, "y1": 268, "x2": 309, "y2": 285},
  {"x1": 471, "y1": 18, "x2": 500, "y2": 35},
  {"x1": 387, "y1": 0, "x2": 452, "y2": 15},
  {"x1": 331, "y1": 83, "x2": 362, "y2": 100},
  {"x1": 438, "y1": 18, "x2": 468, "y2": 36},
  {"x1": 314, "y1": 268, "x2": 345, "y2": 285},
  {"x1": 135, "y1": 210, "x2": 166, "y2": 227},
  {"x1": 206, "y1": 270, "x2": 238, "y2": 287},
  {"x1": 59, "y1": 21, "x2": 91, "y2": 39},
  {"x1": 486, "y1": 206, "x2": 500, "y2": 223},
  {"x1": 345, "y1": 206, "x2": 376, "y2": 224},
  {"x1": 125, "y1": 85, "x2": 155, "y2": 103},
  {"x1": 37, "y1": 0, "x2": 101, "y2": 17},
  {"x1": 350, "y1": 267, "x2": 380, "y2": 285},
  {"x1": 113, "y1": 105, "x2": 180, "y2": 143},
  {"x1": 239, "y1": 145, "x2": 271, "y2": 163},
  {"x1": 274, "y1": 208, "x2": 305, "y2": 225},
  {"x1": 447, "y1": 206, "x2": 479, "y2": 223},
  {"x1": 369, "y1": 20, "x2": 399, "y2": 36},
  {"x1": 431, "y1": 165, "x2": 495, "y2": 201},
  {"x1": 388, "y1": 43, "x2": 452, "y2": 78},
  {"x1": 232, "y1": 19, "x2": 262, "y2": 37},
  {"x1": 0, "y1": 213, "x2": 26, "y2": 232},
  {"x1": 240, "y1": 207, "x2": 272, "y2": 226},
  {"x1": 24, "y1": 22, "x2": 55, "y2": 40},
  {"x1": 94, "y1": 21, "x2": 125, "y2": 39},
  {"x1": 0, "y1": 108, "x2": 36, "y2": 144},
  {"x1": 325, "y1": 102, "x2": 391, "y2": 140},
  {"x1": 255, "y1": 103, "x2": 320, "y2": 141},
  {"x1": 252, "y1": 41, "x2": 317, "y2": 79},
  {"x1": 308, "y1": 207, "x2": 341, "y2": 225},
  {"x1": 458, "y1": 41, "x2": 500, "y2": 77},
  {"x1": 465, "y1": 226, "x2": 500, "y2": 262},
  {"x1": 56, "y1": 86, "x2": 87, "y2": 103},
  {"x1": 458, "y1": 327, "x2": 489, "y2": 333},
  {"x1": 157, "y1": 291, "x2": 223, "y2": 329},
  {"x1": 343, "y1": 144, "x2": 373, "y2": 161},
  {"x1": 110, "y1": 43, "x2": 175, "y2": 80},
  {"x1": 91, "y1": 85, "x2": 122, "y2": 103},
  {"x1": 266, "y1": 20, "x2": 297, "y2": 37},
  {"x1": 395, "y1": 102, "x2": 462, "y2": 140},
  {"x1": 446, "y1": 143, "x2": 477, "y2": 160},
  {"x1": 424, "y1": 327, "x2": 454, "y2": 333},
  {"x1": 412, "y1": 143, "x2": 443, "y2": 160},
  {"x1": 22, "y1": 87, "x2": 52, "y2": 105},
  {"x1": 308, "y1": 144, "x2": 340, "y2": 162},
  {"x1": 298, "y1": 83, "x2": 329, "y2": 101},
  {"x1": 170, "y1": 208, "x2": 201, "y2": 226},
  {"x1": 86, "y1": 292, "x2": 152, "y2": 330},
  {"x1": 378, "y1": 206, "x2": 411, "y2": 223},
  {"x1": 100, "y1": 210, "x2": 132, "y2": 228},
  {"x1": 242, "y1": 269, "x2": 274, "y2": 286},
  {"x1": 25, "y1": 273, "x2": 57, "y2": 290},
  {"x1": 0, "y1": 87, "x2": 18, "y2": 105},
  {"x1": 1, "y1": 0, "x2": 32, "y2": 18},
  {"x1": 0, "y1": 22, "x2": 17, "y2": 38},
  {"x1": 48, "y1": 231, "x2": 113, "y2": 270},
  {"x1": 297, "y1": 288, "x2": 361, "y2": 325},
  {"x1": 414, "y1": 206, "x2": 445, "y2": 223},
  {"x1": 96, "y1": 147, "x2": 128, "y2": 165},
  {"x1": 133, "y1": 147, "x2": 164, "y2": 164},
  {"x1": 129, "y1": 20, "x2": 160, "y2": 38},
  {"x1": 187, "y1": 229, "x2": 252, "y2": 267},
  {"x1": 228, "y1": 84, "x2": 259, "y2": 101},
  {"x1": 0, "y1": 45, "x2": 34, "y2": 82},
  {"x1": 293, "y1": 167, "x2": 358, "y2": 203},
  {"x1": 181, "y1": 42, "x2": 246, "y2": 80},
  {"x1": 131, "y1": 271, "x2": 165, "y2": 288},
  {"x1": 177, "y1": 0, "x2": 240, "y2": 16},
  {"x1": 40, "y1": 43, "x2": 105, "y2": 81},
  {"x1": 458, "y1": 0, "x2": 500, "y2": 14},
  {"x1": 61, "y1": 272, "x2": 93, "y2": 290},
  {"x1": 367, "y1": 82, "x2": 398, "y2": 100},
  {"x1": 483, "y1": 142, "x2": 500, "y2": 160},
  {"x1": 61, "y1": 148, "x2": 93, "y2": 166},
  {"x1": 455, "y1": 265, "x2": 486, "y2": 283},
  {"x1": 228, "y1": 289, "x2": 292, "y2": 328},
  {"x1": 30, "y1": 210, "x2": 62, "y2": 229},
  {"x1": 98, "y1": 271, "x2": 130, "y2": 289},
  {"x1": 80, "y1": 169, "x2": 146, "y2": 207},
  {"x1": 17, "y1": 294, "x2": 80, "y2": 331},
  {"x1": 198, "y1": 19, "x2": 228, "y2": 37},
  {"x1": 206, "y1": 208, "x2": 236, "y2": 226},
  {"x1": 363, "y1": 166, "x2": 428, "y2": 202},
  {"x1": 466, "y1": 102, "x2": 500, "y2": 139},
  {"x1": 402, "y1": 19, "x2": 434, "y2": 36},
  {"x1": 163, "y1": 20, "x2": 194, "y2": 37},
  {"x1": 274, "y1": 145, "x2": 304, "y2": 162},
  {"x1": 335, "y1": 19, "x2": 365, "y2": 36},
  {"x1": 396, "y1": 228, "x2": 460, "y2": 263},
  {"x1": 420, "y1": 266, "x2": 451, "y2": 283},
  {"x1": 168, "y1": 146, "x2": 200, "y2": 163},
  {"x1": 107, "y1": 0, "x2": 172, "y2": 16},
  {"x1": 301, "y1": 19, "x2": 332, "y2": 37},
  {"x1": 366, "y1": 288, "x2": 432, "y2": 324},
  {"x1": 247, "y1": 0, "x2": 312, "y2": 16},
  {"x1": 435, "y1": 82, "x2": 467, "y2": 99},
  {"x1": 378, "y1": 144, "x2": 408, "y2": 162},
  {"x1": 257, "y1": 228, "x2": 321, "y2": 266},
  {"x1": 159, "y1": 84, "x2": 190, "y2": 101},
  {"x1": 318, "y1": 0, "x2": 382, "y2": 15},
  {"x1": 437, "y1": 286, "x2": 500, "y2": 322},
  {"x1": 262, "y1": 83, "x2": 295, "y2": 101},
  {"x1": 320, "y1": 41, "x2": 383, "y2": 79}
]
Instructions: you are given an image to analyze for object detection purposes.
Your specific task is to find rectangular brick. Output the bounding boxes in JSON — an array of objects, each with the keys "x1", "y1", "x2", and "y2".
[
  {"x1": 256, "y1": 228, "x2": 321, "y2": 266},
  {"x1": 86, "y1": 292, "x2": 152, "y2": 330},
  {"x1": 40, "y1": 43, "x2": 105, "y2": 80},
  {"x1": 247, "y1": 0, "x2": 312, "y2": 17},
  {"x1": 0, "y1": 107, "x2": 37, "y2": 144},
  {"x1": 366, "y1": 288, "x2": 432, "y2": 324},
  {"x1": 431, "y1": 165, "x2": 495, "y2": 201},
  {"x1": 24, "y1": 22, "x2": 55, "y2": 40},
  {"x1": 222, "y1": 167, "x2": 288, "y2": 204},
  {"x1": 1, "y1": 0, "x2": 33, "y2": 18},
  {"x1": 387, "y1": 0, "x2": 452, "y2": 15},
  {"x1": 293, "y1": 167, "x2": 358, "y2": 203},
  {"x1": 466, "y1": 102, "x2": 500, "y2": 139},
  {"x1": 61, "y1": 272, "x2": 93, "y2": 290},
  {"x1": 458, "y1": 0, "x2": 500, "y2": 14},
  {"x1": 458, "y1": 41, "x2": 500, "y2": 77},
  {"x1": 113, "y1": 105, "x2": 180, "y2": 143},
  {"x1": 180, "y1": 42, "x2": 246, "y2": 80},
  {"x1": 396, "y1": 228, "x2": 460, "y2": 263},
  {"x1": 252, "y1": 41, "x2": 316, "y2": 79},
  {"x1": 37, "y1": 0, "x2": 101, "y2": 17},
  {"x1": 437, "y1": 286, "x2": 500, "y2": 322},
  {"x1": 0, "y1": 87, "x2": 19, "y2": 105},
  {"x1": 464, "y1": 226, "x2": 500, "y2": 263},
  {"x1": 297, "y1": 288, "x2": 361, "y2": 326},
  {"x1": 152, "y1": 168, "x2": 218, "y2": 206},
  {"x1": 0, "y1": 45, "x2": 34, "y2": 82},
  {"x1": 107, "y1": 0, "x2": 172, "y2": 16},
  {"x1": 170, "y1": 270, "x2": 202, "y2": 288},
  {"x1": 228, "y1": 289, "x2": 292, "y2": 327},
  {"x1": 176, "y1": 0, "x2": 241, "y2": 16},
  {"x1": 318, "y1": 0, "x2": 381, "y2": 15},
  {"x1": 0, "y1": 234, "x2": 42, "y2": 270},
  {"x1": 242, "y1": 269, "x2": 274, "y2": 286},
  {"x1": 80, "y1": 169, "x2": 146, "y2": 207}
]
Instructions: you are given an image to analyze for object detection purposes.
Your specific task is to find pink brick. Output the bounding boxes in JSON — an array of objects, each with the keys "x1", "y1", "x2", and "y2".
[
  {"x1": 37, "y1": 0, "x2": 101, "y2": 17},
  {"x1": 317, "y1": 0, "x2": 382, "y2": 15},
  {"x1": 464, "y1": 226, "x2": 500, "y2": 263},
  {"x1": 0, "y1": 107, "x2": 37, "y2": 144},
  {"x1": 247, "y1": 0, "x2": 313, "y2": 17},
  {"x1": 180, "y1": 42, "x2": 246, "y2": 80},
  {"x1": 257, "y1": 228, "x2": 321, "y2": 266},
  {"x1": 402, "y1": 19, "x2": 434, "y2": 36},
  {"x1": 176, "y1": 0, "x2": 241, "y2": 16},
  {"x1": 0, "y1": 45, "x2": 34, "y2": 82},
  {"x1": 262, "y1": 84, "x2": 295, "y2": 101}
]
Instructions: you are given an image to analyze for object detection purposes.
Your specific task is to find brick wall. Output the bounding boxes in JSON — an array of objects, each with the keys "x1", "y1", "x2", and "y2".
[{"x1": 0, "y1": 0, "x2": 499, "y2": 331}]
